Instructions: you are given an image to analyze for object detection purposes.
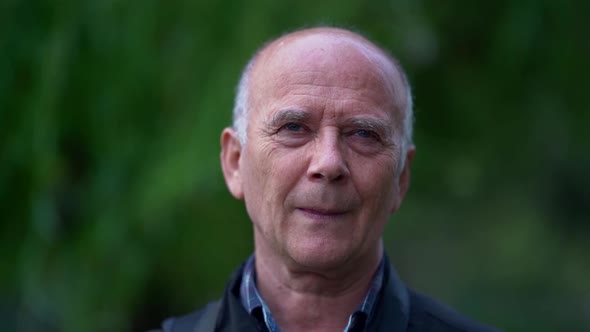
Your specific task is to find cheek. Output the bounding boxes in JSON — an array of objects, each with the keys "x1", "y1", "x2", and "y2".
[
  {"x1": 243, "y1": 141, "x2": 276, "y2": 183},
  {"x1": 240, "y1": 146, "x2": 271, "y2": 217},
  {"x1": 354, "y1": 157, "x2": 399, "y2": 210},
  {"x1": 264, "y1": 141, "x2": 309, "y2": 176},
  {"x1": 242, "y1": 143, "x2": 306, "y2": 211}
]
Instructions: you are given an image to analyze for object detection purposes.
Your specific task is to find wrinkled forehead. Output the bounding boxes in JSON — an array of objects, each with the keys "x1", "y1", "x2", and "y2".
[{"x1": 249, "y1": 31, "x2": 408, "y2": 121}]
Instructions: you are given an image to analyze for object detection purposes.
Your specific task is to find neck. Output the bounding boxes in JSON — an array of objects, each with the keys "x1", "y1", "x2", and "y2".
[{"x1": 253, "y1": 243, "x2": 383, "y2": 332}]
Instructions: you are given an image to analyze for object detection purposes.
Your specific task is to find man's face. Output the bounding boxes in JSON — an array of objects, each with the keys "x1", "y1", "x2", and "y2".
[{"x1": 222, "y1": 34, "x2": 413, "y2": 270}]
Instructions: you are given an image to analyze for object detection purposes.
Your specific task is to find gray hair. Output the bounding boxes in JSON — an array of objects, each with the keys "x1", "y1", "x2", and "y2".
[
  {"x1": 231, "y1": 36, "x2": 415, "y2": 169},
  {"x1": 232, "y1": 58, "x2": 254, "y2": 146}
]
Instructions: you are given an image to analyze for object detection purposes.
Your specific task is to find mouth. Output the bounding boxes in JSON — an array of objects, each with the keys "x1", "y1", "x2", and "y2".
[{"x1": 296, "y1": 207, "x2": 348, "y2": 221}]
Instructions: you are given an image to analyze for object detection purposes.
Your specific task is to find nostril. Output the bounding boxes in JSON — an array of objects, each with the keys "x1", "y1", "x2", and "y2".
[
  {"x1": 312, "y1": 173, "x2": 324, "y2": 179},
  {"x1": 311, "y1": 172, "x2": 344, "y2": 182}
]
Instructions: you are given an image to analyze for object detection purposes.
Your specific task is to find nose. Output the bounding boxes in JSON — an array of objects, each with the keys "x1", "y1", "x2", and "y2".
[{"x1": 307, "y1": 131, "x2": 350, "y2": 182}]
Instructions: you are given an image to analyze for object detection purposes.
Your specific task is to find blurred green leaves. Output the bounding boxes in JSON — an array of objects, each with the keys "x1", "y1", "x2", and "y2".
[{"x1": 1, "y1": 0, "x2": 589, "y2": 331}]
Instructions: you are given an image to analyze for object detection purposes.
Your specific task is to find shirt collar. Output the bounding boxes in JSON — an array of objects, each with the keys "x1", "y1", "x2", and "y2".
[
  {"x1": 239, "y1": 255, "x2": 385, "y2": 332},
  {"x1": 239, "y1": 255, "x2": 279, "y2": 331}
]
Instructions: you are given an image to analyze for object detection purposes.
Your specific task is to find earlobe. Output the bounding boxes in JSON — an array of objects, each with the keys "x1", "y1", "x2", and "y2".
[{"x1": 220, "y1": 128, "x2": 245, "y2": 200}]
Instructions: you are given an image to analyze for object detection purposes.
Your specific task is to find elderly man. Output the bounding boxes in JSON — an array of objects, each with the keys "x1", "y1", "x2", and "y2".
[{"x1": 156, "y1": 27, "x2": 498, "y2": 332}]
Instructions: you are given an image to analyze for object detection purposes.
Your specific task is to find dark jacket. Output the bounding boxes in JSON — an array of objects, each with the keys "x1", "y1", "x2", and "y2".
[{"x1": 156, "y1": 259, "x2": 500, "y2": 332}]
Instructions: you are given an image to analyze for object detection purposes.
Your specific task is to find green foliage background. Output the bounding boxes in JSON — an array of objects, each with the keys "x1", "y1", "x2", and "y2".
[{"x1": 1, "y1": 0, "x2": 589, "y2": 331}]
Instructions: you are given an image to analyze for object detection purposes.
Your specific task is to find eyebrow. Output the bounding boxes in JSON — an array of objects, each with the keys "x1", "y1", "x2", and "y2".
[{"x1": 267, "y1": 109, "x2": 311, "y2": 127}]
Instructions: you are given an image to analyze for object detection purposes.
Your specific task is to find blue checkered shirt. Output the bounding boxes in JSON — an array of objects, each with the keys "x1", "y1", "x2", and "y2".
[{"x1": 239, "y1": 255, "x2": 385, "y2": 332}]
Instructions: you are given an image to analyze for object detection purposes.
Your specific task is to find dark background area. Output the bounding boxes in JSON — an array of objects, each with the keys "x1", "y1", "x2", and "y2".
[{"x1": 1, "y1": 0, "x2": 589, "y2": 331}]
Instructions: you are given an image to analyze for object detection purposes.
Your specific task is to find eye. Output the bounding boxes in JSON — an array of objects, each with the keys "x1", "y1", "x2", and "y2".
[
  {"x1": 353, "y1": 129, "x2": 380, "y2": 140},
  {"x1": 280, "y1": 122, "x2": 305, "y2": 132},
  {"x1": 273, "y1": 122, "x2": 310, "y2": 147}
]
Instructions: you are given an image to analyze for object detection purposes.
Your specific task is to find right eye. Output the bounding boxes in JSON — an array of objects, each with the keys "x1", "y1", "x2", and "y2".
[{"x1": 272, "y1": 122, "x2": 311, "y2": 147}]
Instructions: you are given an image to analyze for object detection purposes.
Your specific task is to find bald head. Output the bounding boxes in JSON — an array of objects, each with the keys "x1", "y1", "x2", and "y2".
[{"x1": 232, "y1": 27, "x2": 414, "y2": 162}]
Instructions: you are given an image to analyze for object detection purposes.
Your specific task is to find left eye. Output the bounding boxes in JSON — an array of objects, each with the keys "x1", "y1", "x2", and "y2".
[{"x1": 354, "y1": 129, "x2": 379, "y2": 140}]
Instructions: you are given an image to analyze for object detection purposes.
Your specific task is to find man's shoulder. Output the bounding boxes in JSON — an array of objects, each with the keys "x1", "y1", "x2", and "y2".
[
  {"x1": 407, "y1": 289, "x2": 500, "y2": 332},
  {"x1": 153, "y1": 299, "x2": 221, "y2": 332}
]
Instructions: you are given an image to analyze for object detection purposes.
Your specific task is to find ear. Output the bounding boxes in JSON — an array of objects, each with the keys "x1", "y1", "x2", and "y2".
[
  {"x1": 220, "y1": 128, "x2": 244, "y2": 200},
  {"x1": 391, "y1": 145, "x2": 416, "y2": 213}
]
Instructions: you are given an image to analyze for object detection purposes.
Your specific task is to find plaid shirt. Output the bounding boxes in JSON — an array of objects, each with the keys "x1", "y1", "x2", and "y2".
[{"x1": 239, "y1": 255, "x2": 385, "y2": 332}]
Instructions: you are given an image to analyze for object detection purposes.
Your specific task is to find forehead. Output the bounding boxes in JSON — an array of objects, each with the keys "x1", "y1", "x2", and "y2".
[{"x1": 249, "y1": 33, "x2": 407, "y2": 121}]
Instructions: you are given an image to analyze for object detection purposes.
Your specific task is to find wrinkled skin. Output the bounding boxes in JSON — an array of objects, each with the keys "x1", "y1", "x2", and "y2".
[{"x1": 221, "y1": 30, "x2": 414, "y2": 277}]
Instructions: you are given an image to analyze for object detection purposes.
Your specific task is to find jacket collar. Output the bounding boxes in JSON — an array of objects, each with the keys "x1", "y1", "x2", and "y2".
[{"x1": 369, "y1": 256, "x2": 411, "y2": 331}]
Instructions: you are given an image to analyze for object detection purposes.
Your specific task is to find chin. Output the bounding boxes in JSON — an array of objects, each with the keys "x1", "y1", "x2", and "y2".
[{"x1": 286, "y1": 242, "x2": 354, "y2": 271}]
